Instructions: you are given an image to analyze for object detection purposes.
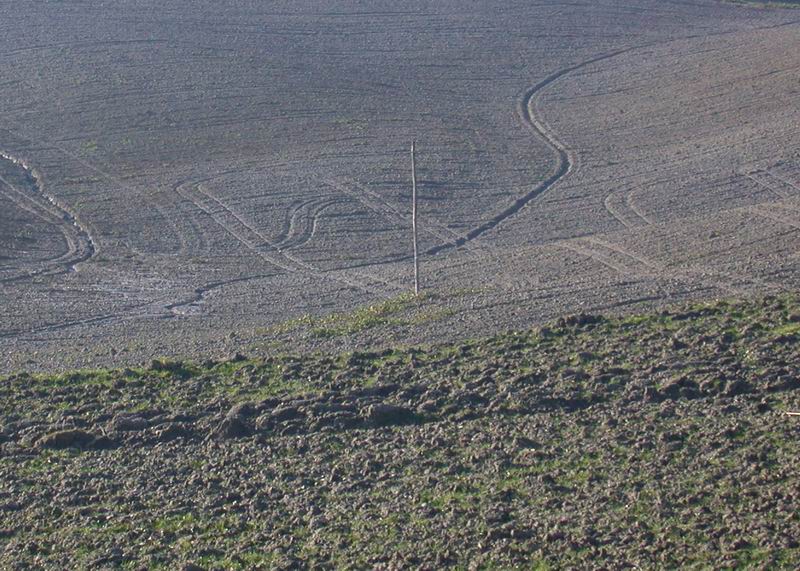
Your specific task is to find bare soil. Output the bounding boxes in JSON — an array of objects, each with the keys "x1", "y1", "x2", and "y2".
[
  {"x1": 1, "y1": 293, "x2": 799, "y2": 569},
  {"x1": 1, "y1": 1, "x2": 799, "y2": 372}
]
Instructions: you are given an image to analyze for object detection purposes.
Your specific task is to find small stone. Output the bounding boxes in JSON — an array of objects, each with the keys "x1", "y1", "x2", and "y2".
[
  {"x1": 217, "y1": 416, "x2": 252, "y2": 438},
  {"x1": 219, "y1": 416, "x2": 250, "y2": 438},
  {"x1": 270, "y1": 406, "x2": 302, "y2": 422},
  {"x1": 217, "y1": 404, "x2": 254, "y2": 439},
  {"x1": 659, "y1": 376, "x2": 698, "y2": 399},
  {"x1": 358, "y1": 384, "x2": 399, "y2": 397},
  {"x1": 416, "y1": 399, "x2": 439, "y2": 413},
  {"x1": 363, "y1": 403, "x2": 416, "y2": 426},
  {"x1": 150, "y1": 359, "x2": 185, "y2": 373},
  {"x1": 756, "y1": 399, "x2": 772, "y2": 413},
  {"x1": 643, "y1": 386, "x2": 661, "y2": 403},
  {"x1": 37, "y1": 429, "x2": 96, "y2": 449},
  {"x1": 559, "y1": 313, "x2": 601, "y2": 328},
  {"x1": 512, "y1": 436, "x2": 539, "y2": 449},
  {"x1": 723, "y1": 379, "x2": 752, "y2": 396},
  {"x1": 254, "y1": 414, "x2": 273, "y2": 432},
  {"x1": 110, "y1": 414, "x2": 149, "y2": 432},
  {"x1": 670, "y1": 337, "x2": 688, "y2": 350},
  {"x1": 155, "y1": 423, "x2": 193, "y2": 442},
  {"x1": 226, "y1": 402, "x2": 255, "y2": 419}
]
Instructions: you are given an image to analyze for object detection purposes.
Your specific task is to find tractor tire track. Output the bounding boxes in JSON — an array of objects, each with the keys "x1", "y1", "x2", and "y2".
[
  {"x1": 171, "y1": 168, "x2": 410, "y2": 293},
  {"x1": 626, "y1": 189, "x2": 654, "y2": 226},
  {"x1": 273, "y1": 197, "x2": 321, "y2": 246},
  {"x1": 274, "y1": 196, "x2": 345, "y2": 251},
  {"x1": 165, "y1": 274, "x2": 276, "y2": 316},
  {"x1": 603, "y1": 190, "x2": 635, "y2": 230},
  {"x1": 603, "y1": 186, "x2": 653, "y2": 229},
  {"x1": 0, "y1": 271, "x2": 285, "y2": 339},
  {"x1": 742, "y1": 171, "x2": 793, "y2": 199},
  {"x1": 0, "y1": 118, "x2": 208, "y2": 263},
  {"x1": 560, "y1": 240, "x2": 637, "y2": 278},
  {"x1": 426, "y1": 47, "x2": 640, "y2": 256},
  {"x1": 329, "y1": 178, "x2": 468, "y2": 248},
  {"x1": 585, "y1": 237, "x2": 751, "y2": 296},
  {"x1": 424, "y1": 20, "x2": 800, "y2": 257},
  {"x1": 0, "y1": 173, "x2": 77, "y2": 265},
  {"x1": 175, "y1": 180, "x2": 307, "y2": 275},
  {"x1": 564, "y1": 235, "x2": 782, "y2": 297},
  {"x1": 750, "y1": 204, "x2": 800, "y2": 233},
  {"x1": 177, "y1": 179, "x2": 398, "y2": 297},
  {"x1": 758, "y1": 169, "x2": 800, "y2": 196},
  {"x1": 0, "y1": 152, "x2": 95, "y2": 284},
  {"x1": 328, "y1": 178, "x2": 504, "y2": 269},
  {"x1": 193, "y1": 181, "x2": 393, "y2": 294}
]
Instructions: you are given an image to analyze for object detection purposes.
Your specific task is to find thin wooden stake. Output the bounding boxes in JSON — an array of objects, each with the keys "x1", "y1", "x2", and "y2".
[
  {"x1": 411, "y1": 140, "x2": 420, "y2": 295},
  {"x1": 786, "y1": 412, "x2": 800, "y2": 417}
]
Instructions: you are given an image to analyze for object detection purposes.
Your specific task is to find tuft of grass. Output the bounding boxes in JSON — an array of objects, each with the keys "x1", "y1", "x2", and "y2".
[
  {"x1": 80, "y1": 139, "x2": 99, "y2": 153},
  {"x1": 264, "y1": 293, "x2": 434, "y2": 340},
  {"x1": 771, "y1": 322, "x2": 800, "y2": 337}
]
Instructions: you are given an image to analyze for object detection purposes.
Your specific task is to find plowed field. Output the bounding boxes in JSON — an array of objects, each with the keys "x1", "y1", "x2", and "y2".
[{"x1": 1, "y1": 1, "x2": 799, "y2": 371}]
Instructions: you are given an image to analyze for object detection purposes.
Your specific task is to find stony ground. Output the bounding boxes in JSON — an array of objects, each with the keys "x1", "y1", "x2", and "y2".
[{"x1": 1, "y1": 293, "x2": 799, "y2": 569}]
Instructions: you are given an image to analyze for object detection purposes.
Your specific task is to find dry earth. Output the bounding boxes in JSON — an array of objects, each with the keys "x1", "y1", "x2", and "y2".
[
  {"x1": 4, "y1": 3, "x2": 800, "y2": 569},
  {"x1": 0, "y1": 1, "x2": 799, "y2": 370}
]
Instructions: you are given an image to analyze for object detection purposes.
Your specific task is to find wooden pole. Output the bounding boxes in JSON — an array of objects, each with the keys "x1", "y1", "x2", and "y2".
[{"x1": 411, "y1": 141, "x2": 420, "y2": 295}]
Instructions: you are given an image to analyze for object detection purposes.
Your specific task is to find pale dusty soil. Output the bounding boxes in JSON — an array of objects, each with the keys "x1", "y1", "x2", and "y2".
[{"x1": 1, "y1": 1, "x2": 799, "y2": 372}]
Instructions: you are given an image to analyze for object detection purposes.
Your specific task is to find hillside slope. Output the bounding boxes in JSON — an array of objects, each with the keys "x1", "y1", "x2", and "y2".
[
  {"x1": 1, "y1": 294, "x2": 800, "y2": 568},
  {"x1": 3, "y1": 2, "x2": 800, "y2": 374}
]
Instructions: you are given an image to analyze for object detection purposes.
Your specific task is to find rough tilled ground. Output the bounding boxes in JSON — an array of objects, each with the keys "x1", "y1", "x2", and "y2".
[
  {"x1": 1, "y1": 293, "x2": 799, "y2": 569},
  {"x1": 2, "y1": 1, "x2": 800, "y2": 372}
]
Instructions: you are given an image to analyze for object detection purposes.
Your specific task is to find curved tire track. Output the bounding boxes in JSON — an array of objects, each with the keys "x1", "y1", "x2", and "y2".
[
  {"x1": 750, "y1": 203, "x2": 800, "y2": 233},
  {"x1": 426, "y1": 47, "x2": 640, "y2": 256},
  {"x1": 425, "y1": 19, "x2": 800, "y2": 257},
  {"x1": 274, "y1": 196, "x2": 346, "y2": 251},
  {"x1": 328, "y1": 178, "x2": 462, "y2": 246},
  {"x1": 563, "y1": 235, "x2": 783, "y2": 297},
  {"x1": 743, "y1": 171, "x2": 792, "y2": 199},
  {"x1": 176, "y1": 179, "x2": 400, "y2": 297},
  {"x1": 165, "y1": 274, "x2": 275, "y2": 316},
  {"x1": 625, "y1": 190, "x2": 654, "y2": 226},
  {"x1": 746, "y1": 169, "x2": 800, "y2": 199},
  {"x1": 0, "y1": 152, "x2": 95, "y2": 284}
]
